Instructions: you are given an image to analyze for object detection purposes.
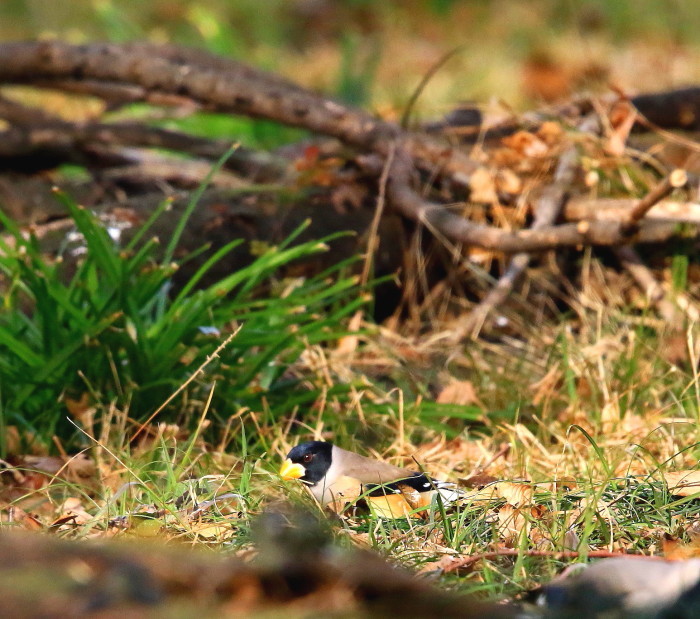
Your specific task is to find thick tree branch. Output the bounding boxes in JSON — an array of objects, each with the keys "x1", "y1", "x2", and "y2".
[
  {"x1": 0, "y1": 41, "x2": 477, "y2": 183},
  {"x1": 386, "y1": 148, "x2": 683, "y2": 252},
  {"x1": 1, "y1": 42, "x2": 697, "y2": 253},
  {"x1": 564, "y1": 197, "x2": 700, "y2": 225},
  {"x1": 632, "y1": 87, "x2": 700, "y2": 131}
]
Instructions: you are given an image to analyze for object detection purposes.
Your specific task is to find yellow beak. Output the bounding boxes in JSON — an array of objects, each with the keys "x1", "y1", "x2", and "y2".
[{"x1": 279, "y1": 458, "x2": 305, "y2": 481}]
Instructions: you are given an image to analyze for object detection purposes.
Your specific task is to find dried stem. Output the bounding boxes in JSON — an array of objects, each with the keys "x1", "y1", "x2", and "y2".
[
  {"x1": 456, "y1": 144, "x2": 579, "y2": 337},
  {"x1": 442, "y1": 549, "x2": 659, "y2": 573},
  {"x1": 621, "y1": 169, "x2": 688, "y2": 235},
  {"x1": 614, "y1": 246, "x2": 677, "y2": 323}
]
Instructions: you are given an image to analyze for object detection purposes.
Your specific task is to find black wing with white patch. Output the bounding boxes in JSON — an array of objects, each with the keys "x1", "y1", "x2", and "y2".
[{"x1": 363, "y1": 472, "x2": 435, "y2": 496}]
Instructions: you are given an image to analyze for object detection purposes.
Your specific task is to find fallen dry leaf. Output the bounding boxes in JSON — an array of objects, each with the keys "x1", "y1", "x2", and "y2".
[
  {"x1": 52, "y1": 497, "x2": 94, "y2": 528},
  {"x1": 495, "y1": 169, "x2": 523, "y2": 196},
  {"x1": 457, "y1": 479, "x2": 534, "y2": 510},
  {"x1": 521, "y1": 53, "x2": 571, "y2": 102},
  {"x1": 606, "y1": 100, "x2": 637, "y2": 156},
  {"x1": 187, "y1": 521, "x2": 236, "y2": 541},
  {"x1": 437, "y1": 379, "x2": 482, "y2": 407},
  {"x1": 496, "y1": 481, "x2": 533, "y2": 507},
  {"x1": 2, "y1": 426, "x2": 44, "y2": 455},
  {"x1": 497, "y1": 504, "x2": 529, "y2": 546},
  {"x1": 502, "y1": 130, "x2": 550, "y2": 158},
  {"x1": 64, "y1": 392, "x2": 94, "y2": 424},
  {"x1": 469, "y1": 167, "x2": 499, "y2": 204},
  {"x1": 546, "y1": 477, "x2": 578, "y2": 493},
  {"x1": 49, "y1": 514, "x2": 78, "y2": 529},
  {"x1": 418, "y1": 554, "x2": 463, "y2": 574},
  {"x1": 5, "y1": 506, "x2": 44, "y2": 531},
  {"x1": 334, "y1": 310, "x2": 364, "y2": 357},
  {"x1": 530, "y1": 504, "x2": 549, "y2": 520},
  {"x1": 664, "y1": 470, "x2": 700, "y2": 497},
  {"x1": 662, "y1": 533, "x2": 700, "y2": 560},
  {"x1": 537, "y1": 121, "x2": 564, "y2": 146}
]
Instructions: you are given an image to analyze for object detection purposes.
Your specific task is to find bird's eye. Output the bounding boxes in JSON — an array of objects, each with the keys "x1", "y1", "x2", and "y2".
[{"x1": 302, "y1": 453, "x2": 313, "y2": 463}]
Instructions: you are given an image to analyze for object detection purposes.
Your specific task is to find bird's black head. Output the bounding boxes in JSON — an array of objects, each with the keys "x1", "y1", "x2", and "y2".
[{"x1": 283, "y1": 441, "x2": 333, "y2": 485}]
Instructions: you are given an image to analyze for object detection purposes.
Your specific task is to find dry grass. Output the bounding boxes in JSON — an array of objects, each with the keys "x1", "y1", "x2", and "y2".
[{"x1": 3, "y1": 278, "x2": 697, "y2": 602}]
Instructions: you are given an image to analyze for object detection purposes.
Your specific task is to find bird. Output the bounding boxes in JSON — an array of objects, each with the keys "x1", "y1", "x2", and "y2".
[
  {"x1": 279, "y1": 440, "x2": 463, "y2": 518},
  {"x1": 536, "y1": 556, "x2": 700, "y2": 617}
]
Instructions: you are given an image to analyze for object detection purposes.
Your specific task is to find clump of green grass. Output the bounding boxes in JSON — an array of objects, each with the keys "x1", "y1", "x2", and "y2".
[{"x1": 0, "y1": 179, "x2": 366, "y2": 452}]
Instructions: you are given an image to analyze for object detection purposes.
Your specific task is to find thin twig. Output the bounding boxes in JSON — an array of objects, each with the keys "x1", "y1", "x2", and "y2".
[
  {"x1": 442, "y1": 549, "x2": 658, "y2": 573},
  {"x1": 456, "y1": 144, "x2": 579, "y2": 338},
  {"x1": 401, "y1": 46, "x2": 464, "y2": 129},
  {"x1": 613, "y1": 245, "x2": 677, "y2": 323},
  {"x1": 131, "y1": 327, "x2": 240, "y2": 442},
  {"x1": 621, "y1": 169, "x2": 688, "y2": 235},
  {"x1": 361, "y1": 143, "x2": 395, "y2": 286}
]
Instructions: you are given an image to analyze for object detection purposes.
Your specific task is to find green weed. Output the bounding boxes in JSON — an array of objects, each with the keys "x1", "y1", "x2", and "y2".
[{"x1": 0, "y1": 186, "x2": 364, "y2": 450}]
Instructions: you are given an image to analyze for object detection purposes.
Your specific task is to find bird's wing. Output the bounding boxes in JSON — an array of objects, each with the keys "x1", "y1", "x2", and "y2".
[
  {"x1": 331, "y1": 446, "x2": 414, "y2": 485},
  {"x1": 329, "y1": 446, "x2": 465, "y2": 518}
]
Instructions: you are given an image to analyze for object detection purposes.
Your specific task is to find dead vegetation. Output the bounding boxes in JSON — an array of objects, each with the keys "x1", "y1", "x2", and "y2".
[{"x1": 1, "y1": 41, "x2": 699, "y2": 332}]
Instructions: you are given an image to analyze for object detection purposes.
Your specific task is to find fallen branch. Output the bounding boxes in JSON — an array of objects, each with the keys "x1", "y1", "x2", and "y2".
[
  {"x1": 442, "y1": 548, "x2": 660, "y2": 573},
  {"x1": 620, "y1": 169, "x2": 688, "y2": 235},
  {"x1": 0, "y1": 41, "x2": 478, "y2": 184},
  {"x1": 386, "y1": 148, "x2": 687, "y2": 252},
  {"x1": 424, "y1": 87, "x2": 700, "y2": 146},
  {"x1": 0, "y1": 94, "x2": 286, "y2": 180},
  {"x1": 632, "y1": 87, "x2": 700, "y2": 131},
  {"x1": 2, "y1": 42, "x2": 698, "y2": 254},
  {"x1": 564, "y1": 197, "x2": 700, "y2": 225},
  {"x1": 456, "y1": 144, "x2": 579, "y2": 337},
  {"x1": 95, "y1": 151, "x2": 250, "y2": 190},
  {"x1": 1, "y1": 40, "x2": 699, "y2": 332}
]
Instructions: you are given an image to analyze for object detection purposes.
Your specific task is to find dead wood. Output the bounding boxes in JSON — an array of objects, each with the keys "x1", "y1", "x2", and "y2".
[
  {"x1": 385, "y1": 147, "x2": 684, "y2": 252},
  {"x1": 0, "y1": 94, "x2": 286, "y2": 180},
  {"x1": 0, "y1": 41, "x2": 696, "y2": 253},
  {"x1": 452, "y1": 114, "x2": 606, "y2": 337},
  {"x1": 0, "y1": 41, "x2": 477, "y2": 183},
  {"x1": 632, "y1": 87, "x2": 700, "y2": 132},
  {"x1": 455, "y1": 144, "x2": 579, "y2": 338},
  {"x1": 427, "y1": 87, "x2": 700, "y2": 147},
  {"x1": 0, "y1": 40, "x2": 698, "y2": 328},
  {"x1": 564, "y1": 197, "x2": 700, "y2": 225},
  {"x1": 620, "y1": 169, "x2": 688, "y2": 235}
]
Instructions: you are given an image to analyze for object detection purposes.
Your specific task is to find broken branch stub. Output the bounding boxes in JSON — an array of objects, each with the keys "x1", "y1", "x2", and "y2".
[{"x1": 620, "y1": 169, "x2": 688, "y2": 236}]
